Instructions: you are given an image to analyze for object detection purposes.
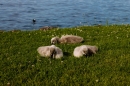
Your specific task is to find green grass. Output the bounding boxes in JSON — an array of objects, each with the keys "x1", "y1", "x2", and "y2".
[{"x1": 0, "y1": 25, "x2": 130, "y2": 86}]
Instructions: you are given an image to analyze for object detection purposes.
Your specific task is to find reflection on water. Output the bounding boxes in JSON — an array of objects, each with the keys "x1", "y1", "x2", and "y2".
[{"x1": 0, "y1": 0, "x2": 130, "y2": 30}]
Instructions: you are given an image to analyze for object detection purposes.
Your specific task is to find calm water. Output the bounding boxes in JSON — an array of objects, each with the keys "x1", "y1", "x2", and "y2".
[{"x1": 0, "y1": 0, "x2": 130, "y2": 30}]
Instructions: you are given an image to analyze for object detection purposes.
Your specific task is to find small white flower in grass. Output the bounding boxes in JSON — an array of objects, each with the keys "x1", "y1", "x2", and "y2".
[
  {"x1": 19, "y1": 64, "x2": 22, "y2": 67},
  {"x1": 80, "y1": 30, "x2": 83, "y2": 32},
  {"x1": 7, "y1": 57, "x2": 10, "y2": 60},
  {"x1": 107, "y1": 34, "x2": 110, "y2": 36},
  {"x1": 7, "y1": 82, "x2": 11, "y2": 86},
  {"x1": 37, "y1": 59, "x2": 41, "y2": 62},
  {"x1": 32, "y1": 65, "x2": 35, "y2": 67},
  {"x1": 61, "y1": 61, "x2": 63, "y2": 63},
  {"x1": 18, "y1": 52, "x2": 20, "y2": 54},
  {"x1": 28, "y1": 61, "x2": 31, "y2": 63},
  {"x1": 95, "y1": 79, "x2": 99, "y2": 82}
]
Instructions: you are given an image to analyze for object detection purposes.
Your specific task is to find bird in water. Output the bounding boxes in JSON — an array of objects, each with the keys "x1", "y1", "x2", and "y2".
[{"x1": 32, "y1": 19, "x2": 36, "y2": 24}]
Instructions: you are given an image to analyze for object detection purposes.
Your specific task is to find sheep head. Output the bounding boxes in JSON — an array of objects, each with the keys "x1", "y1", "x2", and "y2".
[{"x1": 51, "y1": 37, "x2": 60, "y2": 44}]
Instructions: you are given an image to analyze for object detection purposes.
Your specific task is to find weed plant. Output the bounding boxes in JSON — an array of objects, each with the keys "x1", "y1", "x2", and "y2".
[{"x1": 0, "y1": 25, "x2": 130, "y2": 86}]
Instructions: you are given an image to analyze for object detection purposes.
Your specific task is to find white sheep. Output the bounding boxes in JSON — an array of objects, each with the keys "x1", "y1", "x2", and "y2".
[
  {"x1": 51, "y1": 45, "x2": 63, "y2": 59},
  {"x1": 37, "y1": 45, "x2": 63, "y2": 59},
  {"x1": 51, "y1": 35, "x2": 84, "y2": 44},
  {"x1": 73, "y1": 45, "x2": 98, "y2": 58}
]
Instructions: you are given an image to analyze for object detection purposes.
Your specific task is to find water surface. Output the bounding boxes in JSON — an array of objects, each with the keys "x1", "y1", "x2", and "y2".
[{"x1": 0, "y1": 0, "x2": 130, "y2": 30}]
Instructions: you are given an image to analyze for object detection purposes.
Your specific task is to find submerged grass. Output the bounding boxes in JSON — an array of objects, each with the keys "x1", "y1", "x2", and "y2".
[{"x1": 0, "y1": 25, "x2": 130, "y2": 86}]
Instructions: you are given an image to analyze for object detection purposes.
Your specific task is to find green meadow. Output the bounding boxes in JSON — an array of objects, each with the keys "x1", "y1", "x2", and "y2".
[{"x1": 0, "y1": 25, "x2": 130, "y2": 86}]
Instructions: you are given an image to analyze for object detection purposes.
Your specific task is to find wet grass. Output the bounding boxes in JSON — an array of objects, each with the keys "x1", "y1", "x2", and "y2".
[{"x1": 0, "y1": 25, "x2": 130, "y2": 86}]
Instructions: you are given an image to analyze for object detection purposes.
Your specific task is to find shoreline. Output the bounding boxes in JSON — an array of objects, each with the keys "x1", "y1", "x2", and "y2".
[{"x1": 1, "y1": 24, "x2": 130, "y2": 32}]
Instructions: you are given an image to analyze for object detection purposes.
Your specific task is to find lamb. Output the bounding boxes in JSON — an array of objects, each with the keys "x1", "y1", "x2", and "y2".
[
  {"x1": 51, "y1": 35, "x2": 84, "y2": 44},
  {"x1": 73, "y1": 45, "x2": 98, "y2": 58},
  {"x1": 51, "y1": 45, "x2": 63, "y2": 59},
  {"x1": 37, "y1": 45, "x2": 63, "y2": 59}
]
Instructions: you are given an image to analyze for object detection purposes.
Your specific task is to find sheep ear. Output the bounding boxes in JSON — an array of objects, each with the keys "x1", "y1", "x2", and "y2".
[
  {"x1": 82, "y1": 49, "x2": 88, "y2": 56},
  {"x1": 50, "y1": 48, "x2": 56, "y2": 59},
  {"x1": 54, "y1": 38, "x2": 60, "y2": 44},
  {"x1": 82, "y1": 50, "x2": 86, "y2": 54}
]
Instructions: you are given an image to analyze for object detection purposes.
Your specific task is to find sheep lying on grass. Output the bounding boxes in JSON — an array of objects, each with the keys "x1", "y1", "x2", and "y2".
[
  {"x1": 73, "y1": 45, "x2": 98, "y2": 58},
  {"x1": 51, "y1": 35, "x2": 84, "y2": 44},
  {"x1": 37, "y1": 45, "x2": 63, "y2": 59}
]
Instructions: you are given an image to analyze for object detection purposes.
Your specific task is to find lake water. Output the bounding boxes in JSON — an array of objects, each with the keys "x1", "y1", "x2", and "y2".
[{"x1": 0, "y1": 0, "x2": 130, "y2": 30}]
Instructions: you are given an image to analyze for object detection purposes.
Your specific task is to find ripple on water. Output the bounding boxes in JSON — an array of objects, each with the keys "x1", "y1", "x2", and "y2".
[{"x1": 0, "y1": 0, "x2": 130, "y2": 30}]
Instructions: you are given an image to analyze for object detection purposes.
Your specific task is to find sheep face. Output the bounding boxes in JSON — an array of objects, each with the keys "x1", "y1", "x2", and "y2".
[
  {"x1": 82, "y1": 48, "x2": 89, "y2": 56},
  {"x1": 51, "y1": 37, "x2": 59, "y2": 44},
  {"x1": 50, "y1": 47, "x2": 56, "y2": 59}
]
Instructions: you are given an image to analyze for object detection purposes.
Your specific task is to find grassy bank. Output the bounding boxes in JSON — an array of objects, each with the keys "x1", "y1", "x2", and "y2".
[{"x1": 0, "y1": 25, "x2": 130, "y2": 86}]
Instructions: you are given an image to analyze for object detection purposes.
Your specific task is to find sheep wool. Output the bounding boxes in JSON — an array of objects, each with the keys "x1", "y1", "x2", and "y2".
[
  {"x1": 51, "y1": 45, "x2": 63, "y2": 59},
  {"x1": 37, "y1": 45, "x2": 63, "y2": 59},
  {"x1": 73, "y1": 45, "x2": 98, "y2": 58},
  {"x1": 37, "y1": 45, "x2": 54, "y2": 58},
  {"x1": 51, "y1": 35, "x2": 84, "y2": 44}
]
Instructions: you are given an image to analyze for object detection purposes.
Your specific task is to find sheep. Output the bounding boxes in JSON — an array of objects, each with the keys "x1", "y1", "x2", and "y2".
[
  {"x1": 37, "y1": 45, "x2": 55, "y2": 58},
  {"x1": 73, "y1": 45, "x2": 98, "y2": 58},
  {"x1": 37, "y1": 45, "x2": 63, "y2": 59},
  {"x1": 51, "y1": 45, "x2": 63, "y2": 59},
  {"x1": 51, "y1": 35, "x2": 84, "y2": 44}
]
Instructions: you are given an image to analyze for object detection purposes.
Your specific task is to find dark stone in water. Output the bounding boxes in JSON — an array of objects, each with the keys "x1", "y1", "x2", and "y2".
[
  {"x1": 10, "y1": 29, "x2": 21, "y2": 32},
  {"x1": 32, "y1": 19, "x2": 36, "y2": 24},
  {"x1": 39, "y1": 26, "x2": 58, "y2": 31},
  {"x1": 0, "y1": 30, "x2": 5, "y2": 33}
]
